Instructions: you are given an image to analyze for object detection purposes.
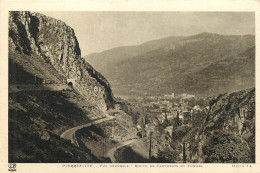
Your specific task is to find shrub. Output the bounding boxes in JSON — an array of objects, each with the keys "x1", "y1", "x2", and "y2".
[
  {"x1": 172, "y1": 124, "x2": 192, "y2": 141},
  {"x1": 203, "y1": 130, "x2": 252, "y2": 163}
]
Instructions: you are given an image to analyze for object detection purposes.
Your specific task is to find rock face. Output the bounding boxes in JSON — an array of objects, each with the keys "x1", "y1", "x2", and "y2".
[
  {"x1": 9, "y1": 11, "x2": 114, "y2": 111},
  {"x1": 191, "y1": 88, "x2": 255, "y2": 163},
  {"x1": 167, "y1": 88, "x2": 255, "y2": 163}
]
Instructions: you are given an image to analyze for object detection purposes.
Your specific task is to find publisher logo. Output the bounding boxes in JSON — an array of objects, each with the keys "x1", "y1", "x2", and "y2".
[{"x1": 8, "y1": 163, "x2": 16, "y2": 172}]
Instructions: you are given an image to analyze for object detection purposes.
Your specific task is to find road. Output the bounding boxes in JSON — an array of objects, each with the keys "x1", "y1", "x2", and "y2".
[
  {"x1": 9, "y1": 84, "x2": 70, "y2": 93},
  {"x1": 60, "y1": 115, "x2": 115, "y2": 146},
  {"x1": 107, "y1": 138, "x2": 140, "y2": 163},
  {"x1": 60, "y1": 113, "x2": 139, "y2": 163}
]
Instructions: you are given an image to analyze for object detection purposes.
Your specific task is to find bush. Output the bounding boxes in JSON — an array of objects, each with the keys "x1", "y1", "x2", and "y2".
[
  {"x1": 203, "y1": 130, "x2": 252, "y2": 163},
  {"x1": 172, "y1": 124, "x2": 192, "y2": 141}
]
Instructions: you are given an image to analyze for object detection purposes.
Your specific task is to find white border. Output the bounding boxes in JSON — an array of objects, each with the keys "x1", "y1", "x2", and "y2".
[{"x1": 0, "y1": 1, "x2": 259, "y2": 173}]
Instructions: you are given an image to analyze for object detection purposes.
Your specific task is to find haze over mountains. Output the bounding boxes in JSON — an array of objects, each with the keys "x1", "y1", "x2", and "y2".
[{"x1": 85, "y1": 33, "x2": 255, "y2": 97}]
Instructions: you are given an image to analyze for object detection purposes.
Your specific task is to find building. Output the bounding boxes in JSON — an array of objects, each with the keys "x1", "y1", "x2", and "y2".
[
  {"x1": 158, "y1": 113, "x2": 166, "y2": 123},
  {"x1": 114, "y1": 103, "x2": 121, "y2": 110},
  {"x1": 42, "y1": 79, "x2": 52, "y2": 84},
  {"x1": 204, "y1": 106, "x2": 209, "y2": 111},
  {"x1": 164, "y1": 93, "x2": 175, "y2": 99},
  {"x1": 136, "y1": 125, "x2": 143, "y2": 138},
  {"x1": 165, "y1": 126, "x2": 173, "y2": 137},
  {"x1": 193, "y1": 105, "x2": 202, "y2": 111},
  {"x1": 179, "y1": 93, "x2": 195, "y2": 99},
  {"x1": 178, "y1": 112, "x2": 184, "y2": 120},
  {"x1": 167, "y1": 113, "x2": 175, "y2": 120}
]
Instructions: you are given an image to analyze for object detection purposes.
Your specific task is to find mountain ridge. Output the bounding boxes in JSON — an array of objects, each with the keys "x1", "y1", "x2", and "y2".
[
  {"x1": 84, "y1": 32, "x2": 255, "y2": 97},
  {"x1": 85, "y1": 32, "x2": 255, "y2": 56}
]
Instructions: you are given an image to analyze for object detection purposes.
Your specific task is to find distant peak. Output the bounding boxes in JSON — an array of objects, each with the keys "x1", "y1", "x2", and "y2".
[{"x1": 197, "y1": 32, "x2": 219, "y2": 36}]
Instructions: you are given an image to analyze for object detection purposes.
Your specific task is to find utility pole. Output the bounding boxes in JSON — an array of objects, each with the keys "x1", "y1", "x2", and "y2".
[
  {"x1": 112, "y1": 120, "x2": 115, "y2": 144},
  {"x1": 165, "y1": 111, "x2": 167, "y2": 122},
  {"x1": 183, "y1": 142, "x2": 186, "y2": 163},
  {"x1": 103, "y1": 129, "x2": 108, "y2": 158},
  {"x1": 149, "y1": 132, "x2": 152, "y2": 162},
  {"x1": 116, "y1": 145, "x2": 119, "y2": 162},
  {"x1": 104, "y1": 137, "x2": 106, "y2": 157},
  {"x1": 102, "y1": 136, "x2": 105, "y2": 157}
]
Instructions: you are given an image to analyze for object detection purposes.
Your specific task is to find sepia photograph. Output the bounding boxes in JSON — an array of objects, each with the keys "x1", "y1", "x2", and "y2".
[{"x1": 7, "y1": 10, "x2": 256, "y2": 164}]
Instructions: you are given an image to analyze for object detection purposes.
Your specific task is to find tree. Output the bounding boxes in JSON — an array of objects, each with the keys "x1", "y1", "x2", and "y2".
[
  {"x1": 203, "y1": 130, "x2": 252, "y2": 163},
  {"x1": 176, "y1": 111, "x2": 180, "y2": 126}
]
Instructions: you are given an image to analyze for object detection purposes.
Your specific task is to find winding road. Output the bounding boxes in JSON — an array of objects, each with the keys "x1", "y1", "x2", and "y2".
[
  {"x1": 60, "y1": 113, "x2": 139, "y2": 163},
  {"x1": 107, "y1": 138, "x2": 141, "y2": 163},
  {"x1": 11, "y1": 84, "x2": 141, "y2": 162},
  {"x1": 60, "y1": 114, "x2": 115, "y2": 146}
]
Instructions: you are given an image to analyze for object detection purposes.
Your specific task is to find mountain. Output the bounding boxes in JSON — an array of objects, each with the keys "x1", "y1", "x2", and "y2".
[
  {"x1": 84, "y1": 33, "x2": 255, "y2": 97},
  {"x1": 193, "y1": 88, "x2": 255, "y2": 162},
  {"x1": 8, "y1": 11, "x2": 115, "y2": 162},
  {"x1": 9, "y1": 11, "x2": 114, "y2": 111},
  {"x1": 85, "y1": 35, "x2": 185, "y2": 72}
]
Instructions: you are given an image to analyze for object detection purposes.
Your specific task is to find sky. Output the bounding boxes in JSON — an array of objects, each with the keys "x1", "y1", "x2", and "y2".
[{"x1": 39, "y1": 11, "x2": 255, "y2": 56}]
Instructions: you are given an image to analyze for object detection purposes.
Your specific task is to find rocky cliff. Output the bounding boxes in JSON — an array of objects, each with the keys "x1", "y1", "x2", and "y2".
[
  {"x1": 162, "y1": 88, "x2": 255, "y2": 163},
  {"x1": 9, "y1": 11, "x2": 114, "y2": 111},
  {"x1": 191, "y1": 88, "x2": 255, "y2": 163}
]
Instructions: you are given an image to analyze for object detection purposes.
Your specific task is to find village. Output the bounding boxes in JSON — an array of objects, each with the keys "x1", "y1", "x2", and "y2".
[{"x1": 128, "y1": 92, "x2": 210, "y2": 139}]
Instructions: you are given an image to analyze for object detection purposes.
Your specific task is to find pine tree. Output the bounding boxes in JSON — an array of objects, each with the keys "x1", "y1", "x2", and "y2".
[{"x1": 177, "y1": 111, "x2": 180, "y2": 126}]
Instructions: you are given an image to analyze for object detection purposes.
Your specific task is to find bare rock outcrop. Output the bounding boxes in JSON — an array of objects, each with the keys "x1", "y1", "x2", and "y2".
[{"x1": 9, "y1": 11, "x2": 114, "y2": 111}]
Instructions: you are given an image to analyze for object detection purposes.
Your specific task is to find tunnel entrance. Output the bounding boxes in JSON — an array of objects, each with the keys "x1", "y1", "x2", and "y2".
[
  {"x1": 67, "y1": 78, "x2": 76, "y2": 88},
  {"x1": 68, "y1": 82, "x2": 73, "y2": 87}
]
